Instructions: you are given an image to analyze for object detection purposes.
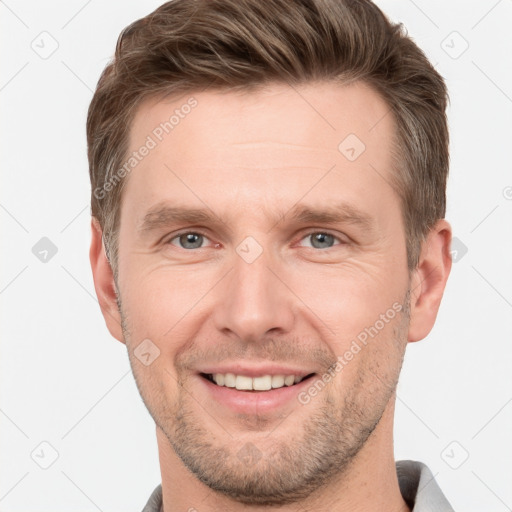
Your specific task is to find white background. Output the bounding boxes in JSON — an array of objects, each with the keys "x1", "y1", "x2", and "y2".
[{"x1": 1, "y1": 1, "x2": 511, "y2": 510}]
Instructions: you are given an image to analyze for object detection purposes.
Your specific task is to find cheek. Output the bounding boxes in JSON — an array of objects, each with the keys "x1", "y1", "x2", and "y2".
[
  {"x1": 287, "y1": 260, "x2": 407, "y2": 345},
  {"x1": 120, "y1": 265, "x2": 216, "y2": 349},
  {"x1": 324, "y1": 308, "x2": 409, "y2": 406}
]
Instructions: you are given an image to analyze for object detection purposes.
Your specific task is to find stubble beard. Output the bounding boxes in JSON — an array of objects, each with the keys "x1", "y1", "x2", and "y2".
[{"x1": 120, "y1": 293, "x2": 410, "y2": 506}]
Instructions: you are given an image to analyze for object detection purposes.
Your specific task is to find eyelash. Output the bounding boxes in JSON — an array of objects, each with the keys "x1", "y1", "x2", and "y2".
[{"x1": 165, "y1": 230, "x2": 347, "y2": 250}]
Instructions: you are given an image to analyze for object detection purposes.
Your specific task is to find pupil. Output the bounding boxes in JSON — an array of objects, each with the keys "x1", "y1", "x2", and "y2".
[
  {"x1": 181, "y1": 233, "x2": 202, "y2": 249},
  {"x1": 312, "y1": 233, "x2": 333, "y2": 249}
]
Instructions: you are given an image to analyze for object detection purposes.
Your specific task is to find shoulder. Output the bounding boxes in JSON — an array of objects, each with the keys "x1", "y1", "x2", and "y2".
[{"x1": 396, "y1": 460, "x2": 455, "y2": 512}]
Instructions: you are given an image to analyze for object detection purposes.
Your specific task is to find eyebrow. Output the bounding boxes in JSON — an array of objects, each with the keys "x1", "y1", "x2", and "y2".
[
  {"x1": 138, "y1": 203, "x2": 220, "y2": 235},
  {"x1": 138, "y1": 201, "x2": 375, "y2": 236},
  {"x1": 285, "y1": 203, "x2": 374, "y2": 232}
]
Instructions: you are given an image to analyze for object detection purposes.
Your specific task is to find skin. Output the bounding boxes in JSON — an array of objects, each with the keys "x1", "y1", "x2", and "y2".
[{"x1": 90, "y1": 81, "x2": 452, "y2": 512}]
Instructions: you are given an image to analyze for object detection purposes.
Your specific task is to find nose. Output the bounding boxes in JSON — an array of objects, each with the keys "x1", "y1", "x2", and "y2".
[{"x1": 212, "y1": 246, "x2": 295, "y2": 343}]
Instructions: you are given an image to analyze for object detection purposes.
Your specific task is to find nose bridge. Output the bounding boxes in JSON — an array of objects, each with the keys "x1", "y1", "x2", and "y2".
[{"x1": 213, "y1": 241, "x2": 294, "y2": 341}]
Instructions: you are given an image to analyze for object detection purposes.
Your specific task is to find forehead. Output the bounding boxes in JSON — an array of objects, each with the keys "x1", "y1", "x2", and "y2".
[{"x1": 122, "y1": 81, "x2": 398, "y2": 225}]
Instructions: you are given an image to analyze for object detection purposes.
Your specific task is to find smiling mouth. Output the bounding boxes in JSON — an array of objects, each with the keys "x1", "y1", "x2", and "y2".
[{"x1": 200, "y1": 372, "x2": 316, "y2": 391}]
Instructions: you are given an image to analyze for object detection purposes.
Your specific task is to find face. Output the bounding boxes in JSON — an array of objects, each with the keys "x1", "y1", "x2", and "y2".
[{"x1": 115, "y1": 82, "x2": 412, "y2": 504}]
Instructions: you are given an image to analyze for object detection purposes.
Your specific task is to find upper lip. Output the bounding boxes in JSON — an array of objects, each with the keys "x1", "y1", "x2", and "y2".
[{"x1": 197, "y1": 363, "x2": 317, "y2": 378}]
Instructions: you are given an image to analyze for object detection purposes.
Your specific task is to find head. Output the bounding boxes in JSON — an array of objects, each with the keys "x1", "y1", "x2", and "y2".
[{"x1": 88, "y1": 0, "x2": 452, "y2": 506}]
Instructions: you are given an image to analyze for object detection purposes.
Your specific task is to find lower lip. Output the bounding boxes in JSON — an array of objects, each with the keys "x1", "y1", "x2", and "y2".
[{"x1": 198, "y1": 374, "x2": 316, "y2": 415}]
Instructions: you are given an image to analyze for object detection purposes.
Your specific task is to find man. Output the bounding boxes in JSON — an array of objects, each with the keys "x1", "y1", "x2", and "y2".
[{"x1": 87, "y1": 0, "x2": 453, "y2": 510}]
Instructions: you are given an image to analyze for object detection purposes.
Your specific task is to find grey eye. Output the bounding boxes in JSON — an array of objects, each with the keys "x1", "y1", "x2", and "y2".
[
  {"x1": 175, "y1": 233, "x2": 204, "y2": 249},
  {"x1": 309, "y1": 233, "x2": 336, "y2": 249}
]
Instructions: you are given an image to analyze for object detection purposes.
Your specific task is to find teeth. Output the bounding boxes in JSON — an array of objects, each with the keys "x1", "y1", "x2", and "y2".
[
  {"x1": 224, "y1": 373, "x2": 236, "y2": 388},
  {"x1": 284, "y1": 375, "x2": 295, "y2": 386},
  {"x1": 235, "y1": 375, "x2": 253, "y2": 390},
  {"x1": 271, "y1": 375, "x2": 285, "y2": 388},
  {"x1": 210, "y1": 373, "x2": 307, "y2": 390},
  {"x1": 253, "y1": 376, "x2": 272, "y2": 391}
]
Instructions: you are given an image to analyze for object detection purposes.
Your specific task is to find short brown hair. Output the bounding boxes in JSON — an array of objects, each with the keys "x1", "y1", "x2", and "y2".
[{"x1": 87, "y1": 0, "x2": 449, "y2": 278}]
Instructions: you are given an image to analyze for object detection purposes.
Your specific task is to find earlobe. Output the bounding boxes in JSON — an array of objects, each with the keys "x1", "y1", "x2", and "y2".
[
  {"x1": 89, "y1": 217, "x2": 125, "y2": 343},
  {"x1": 407, "y1": 219, "x2": 452, "y2": 343}
]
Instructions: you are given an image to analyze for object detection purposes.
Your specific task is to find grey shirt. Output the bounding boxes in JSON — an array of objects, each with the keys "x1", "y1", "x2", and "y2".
[{"x1": 142, "y1": 459, "x2": 454, "y2": 511}]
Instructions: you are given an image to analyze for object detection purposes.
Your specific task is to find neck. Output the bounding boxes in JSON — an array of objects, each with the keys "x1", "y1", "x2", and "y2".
[{"x1": 156, "y1": 395, "x2": 409, "y2": 512}]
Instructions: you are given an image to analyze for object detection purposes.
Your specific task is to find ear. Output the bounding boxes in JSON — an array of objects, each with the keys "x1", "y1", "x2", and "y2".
[
  {"x1": 89, "y1": 217, "x2": 125, "y2": 343},
  {"x1": 408, "y1": 219, "x2": 452, "y2": 342}
]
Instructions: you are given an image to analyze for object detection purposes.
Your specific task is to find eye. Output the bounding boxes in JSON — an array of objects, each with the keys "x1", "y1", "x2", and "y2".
[
  {"x1": 168, "y1": 232, "x2": 211, "y2": 250},
  {"x1": 298, "y1": 232, "x2": 344, "y2": 249}
]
